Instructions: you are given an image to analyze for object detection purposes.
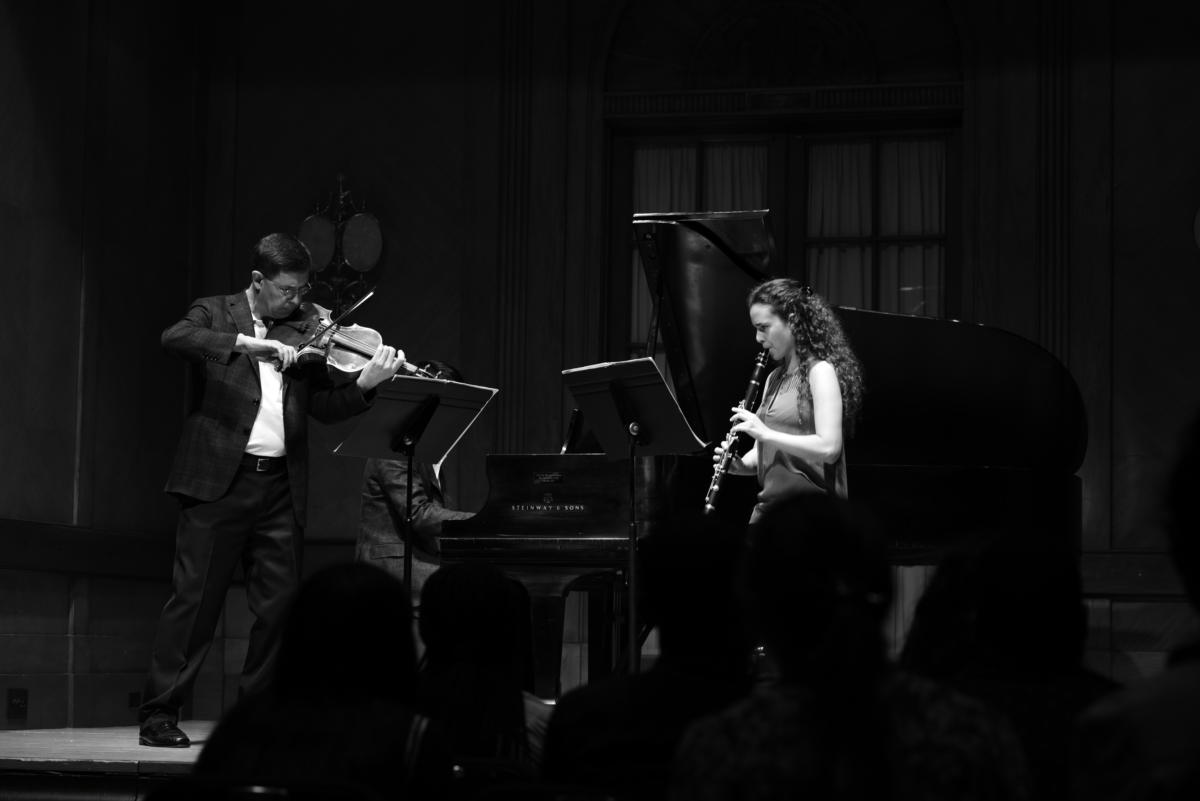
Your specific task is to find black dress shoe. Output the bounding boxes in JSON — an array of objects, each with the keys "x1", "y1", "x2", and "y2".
[{"x1": 139, "y1": 720, "x2": 191, "y2": 748}]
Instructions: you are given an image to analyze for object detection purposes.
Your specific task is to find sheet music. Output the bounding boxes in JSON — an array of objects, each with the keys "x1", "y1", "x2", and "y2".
[
  {"x1": 562, "y1": 357, "x2": 705, "y2": 457},
  {"x1": 333, "y1": 376, "x2": 498, "y2": 464}
]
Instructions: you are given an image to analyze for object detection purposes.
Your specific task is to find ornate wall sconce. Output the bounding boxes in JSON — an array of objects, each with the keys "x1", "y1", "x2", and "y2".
[{"x1": 298, "y1": 174, "x2": 382, "y2": 317}]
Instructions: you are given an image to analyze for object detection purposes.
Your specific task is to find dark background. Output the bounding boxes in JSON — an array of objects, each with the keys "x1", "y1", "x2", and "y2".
[{"x1": 2, "y1": 0, "x2": 1198, "y2": 726}]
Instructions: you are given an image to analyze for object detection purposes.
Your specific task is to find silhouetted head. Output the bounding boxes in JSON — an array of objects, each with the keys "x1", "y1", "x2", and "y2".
[
  {"x1": 638, "y1": 511, "x2": 752, "y2": 680},
  {"x1": 901, "y1": 524, "x2": 1086, "y2": 678},
  {"x1": 419, "y1": 359, "x2": 463, "y2": 382},
  {"x1": 275, "y1": 562, "x2": 417, "y2": 704},
  {"x1": 974, "y1": 529, "x2": 1084, "y2": 672},
  {"x1": 744, "y1": 494, "x2": 891, "y2": 683},
  {"x1": 419, "y1": 562, "x2": 527, "y2": 674},
  {"x1": 417, "y1": 562, "x2": 532, "y2": 759}
]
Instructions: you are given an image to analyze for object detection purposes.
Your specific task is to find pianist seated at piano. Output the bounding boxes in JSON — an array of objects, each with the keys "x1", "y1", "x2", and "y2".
[
  {"x1": 356, "y1": 360, "x2": 475, "y2": 596},
  {"x1": 715, "y1": 279, "x2": 864, "y2": 523}
]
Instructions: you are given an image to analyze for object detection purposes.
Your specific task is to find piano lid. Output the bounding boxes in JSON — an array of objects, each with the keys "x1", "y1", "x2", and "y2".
[
  {"x1": 838, "y1": 308, "x2": 1087, "y2": 473},
  {"x1": 634, "y1": 210, "x2": 1088, "y2": 474},
  {"x1": 633, "y1": 210, "x2": 773, "y2": 444}
]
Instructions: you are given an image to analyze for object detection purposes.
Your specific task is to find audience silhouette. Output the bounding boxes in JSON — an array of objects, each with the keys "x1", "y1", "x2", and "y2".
[
  {"x1": 415, "y1": 561, "x2": 550, "y2": 793},
  {"x1": 1072, "y1": 412, "x2": 1200, "y2": 801},
  {"x1": 187, "y1": 562, "x2": 451, "y2": 800},
  {"x1": 542, "y1": 511, "x2": 753, "y2": 801},
  {"x1": 145, "y1": 424, "x2": 1200, "y2": 801},
  {"x1": 900, "y1": 520, "x2": 1119, "y2": 801},
  {"x1": 670, "y1": 494, "x2": 1031, "y2": 801}
]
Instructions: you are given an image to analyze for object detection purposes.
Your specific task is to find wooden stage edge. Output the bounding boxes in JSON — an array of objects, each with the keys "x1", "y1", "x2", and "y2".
[{"x1": 0, "y1": 721, "x2": 211, "y2": 789}]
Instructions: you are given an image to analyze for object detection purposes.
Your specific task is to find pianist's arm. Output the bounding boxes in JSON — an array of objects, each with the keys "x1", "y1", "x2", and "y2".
[{"x1": 359, "y1": 457, "x2": 474, "y2": 556}]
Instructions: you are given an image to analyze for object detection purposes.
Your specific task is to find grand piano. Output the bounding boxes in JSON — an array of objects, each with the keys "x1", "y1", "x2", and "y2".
[{"x1": 441, "y1": 209, "x2": 1088, "y2": 697}]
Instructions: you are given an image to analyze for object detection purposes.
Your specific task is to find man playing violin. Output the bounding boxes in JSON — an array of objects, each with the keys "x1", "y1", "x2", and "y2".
[{"x1": 138, "y1": 232, "x2": 405, "y2": 748}]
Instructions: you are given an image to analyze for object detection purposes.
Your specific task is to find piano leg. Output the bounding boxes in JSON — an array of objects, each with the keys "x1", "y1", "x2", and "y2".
[
  {"x1": 527, "y1": 592, "x2": 567, "y2": 699},
  {"x1": 490, "y1": 566, "x2": 625, "y2": 699},
  {"x1": 588, "y1": 582, "x2": 616, "y2": 681}
]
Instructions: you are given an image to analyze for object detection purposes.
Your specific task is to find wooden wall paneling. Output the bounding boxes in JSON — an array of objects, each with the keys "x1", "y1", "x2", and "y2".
[
  {"x1": 560, "y1": 1, "x2": 624, "y2": 383},
  {"x1": 1109, "y1": 0, "x2": 1200, "y2": 552},
  {"x1": 0, "y1": 675, "x2": 68, "y2": 731},
  {"x1": 1068, "y1": 0, "x2": 1114, "y2": 553},
  {"x1": 1110, "y1": 601, "x2": 1200, "y2": 653},
  {"x1": 0, "y1": 521, "x2": 173, "y2": 580},
  {"x1": 526, "y1": 0, "x2": 572, "y2": 451},
  {"x1": 486, "y1": 0, "x2": 589, "y2": 454},
  {"x1": 1110, "y1": 651, "x2": 1169, "y2": 685},
  {"x1": 73, "y1": 673, "x2": 145, "y2": 727},
  {"x1": 494, "y1": 0, "x2": 536, "y2": 454},
  {"x1": 0, "y1": 569, "x2": 71, "y2": 728},
  {"x1": 1083, "y1": 597, "x2": 1113, "y2": 678},
  {"x1": 69, "y1": 575, "x2": 165, "y2": 727},
  {"x1": 1081, "y1": 551, "x2": 1185, "y2": 597},
  {"x1": 83, "y1": 2, "x2": 200, "y2": 536},
  {"x1": 0, "y1": 569, "x2": 70, "y2": 636},
  {"x1": 82, "y1": 576, "x2": 167, "y2": 640},
  {"x1": 457, "y1": 4, "x2": 504, "y2": 510},
  {"x1": 951, "y1": 0, "x2": 980, "y2": 326},
  {"x1": 957, "y1": 0, "x2": 1041, "y2": 338},
  {"x1": 194, "y1": 1, "x2": 242, "y2": 299},
  {"x1": 74, "y1": 633, "x2": 152, "y2": 677},
  {"x1": 604, "y1": 136, "x2": 633, "y2": 360},
  {"x1": 0, "y1": 635, "x2": 69, "y2": 676},
  {"x1": 1035, "y1": 0, "x2": 1071, "y2": 363},
  {"x1": 0, "y1": 1, "x2": 89, "y2": 525}
]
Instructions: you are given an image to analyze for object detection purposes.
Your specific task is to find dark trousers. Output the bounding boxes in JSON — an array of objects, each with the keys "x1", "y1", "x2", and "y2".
[{"x1": 140, "y1": 459, "x2": 300, "y2": 726}]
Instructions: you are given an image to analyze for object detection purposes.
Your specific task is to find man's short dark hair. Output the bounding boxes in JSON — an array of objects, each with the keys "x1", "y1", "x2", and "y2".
[
  {"x1": 419, "y1": 360, "x2": 463, "y2": 382},
  {"x1": 252, "y1": 233, "x2": 311, "y2": 279}
]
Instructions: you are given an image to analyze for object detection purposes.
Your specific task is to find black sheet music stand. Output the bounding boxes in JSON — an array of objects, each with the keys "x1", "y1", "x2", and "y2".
[
  {"x1": 562, "y1": 357, "x2": 705, "y2": 672},
  {"x1": 334, "y1": 375, "x2": 497, "y2": 594}
]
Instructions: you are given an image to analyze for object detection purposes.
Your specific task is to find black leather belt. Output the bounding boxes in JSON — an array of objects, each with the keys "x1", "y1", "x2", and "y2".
[{"x1": 242, "y1": 453, "x2": 285, "y2": 472}]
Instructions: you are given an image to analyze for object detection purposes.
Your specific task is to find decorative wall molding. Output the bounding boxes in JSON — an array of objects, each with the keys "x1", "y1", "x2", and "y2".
[
  {"x1": 0, "y1": 519, "x2": 172, "y2": 580},
  {"x1": 603, "y1": 82, "x2": 962, "y2": 119}
]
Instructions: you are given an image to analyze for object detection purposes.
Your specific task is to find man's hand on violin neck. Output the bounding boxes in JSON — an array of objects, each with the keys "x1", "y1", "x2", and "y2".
[
  {"x1": 356, "y1": 345, "x2": 406, "y2": 392},
  {"x1": 237, "y1": 335, "x2": 298, "y2": 371}
]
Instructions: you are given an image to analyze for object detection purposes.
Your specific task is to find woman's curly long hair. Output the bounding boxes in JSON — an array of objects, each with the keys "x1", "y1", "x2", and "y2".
[{"x1": 748, "y1": 278, "x2": 864, "y2": 427}]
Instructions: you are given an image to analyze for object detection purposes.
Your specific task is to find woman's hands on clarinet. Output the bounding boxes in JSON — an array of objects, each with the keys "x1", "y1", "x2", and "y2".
[
  {"x1": 729, "y1": 406, "x2": 770, "y2": 442},
  {"x1": 713, "y1": 443, "x2": 755, "y2": 475},
  {"x1": 713, "y1": 410, "x2": 763, "y2": 476}
]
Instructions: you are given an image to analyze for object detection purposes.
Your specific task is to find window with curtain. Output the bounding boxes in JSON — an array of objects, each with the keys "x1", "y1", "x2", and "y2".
[
  {"x1": 807, "y1": 137, "x2": 945, "y2": 316},
  {"x1": 623, "y1": 132, "x2": 949, "y2": 357}
]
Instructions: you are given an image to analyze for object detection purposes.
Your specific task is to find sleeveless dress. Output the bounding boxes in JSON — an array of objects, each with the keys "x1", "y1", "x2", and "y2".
[{"x1": 749, "y1": 364, "x2": 848, "y2": 524}]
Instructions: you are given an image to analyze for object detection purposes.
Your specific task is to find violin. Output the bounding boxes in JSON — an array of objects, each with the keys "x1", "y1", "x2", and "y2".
[{"x1": 265, "y1": 295, "x2": 434, "y2": 378}]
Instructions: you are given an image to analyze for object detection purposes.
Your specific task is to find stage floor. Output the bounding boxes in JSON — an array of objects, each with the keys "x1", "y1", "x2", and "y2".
[{"x1": 0, "y1": 721, "x2": 212, "y2": 780}]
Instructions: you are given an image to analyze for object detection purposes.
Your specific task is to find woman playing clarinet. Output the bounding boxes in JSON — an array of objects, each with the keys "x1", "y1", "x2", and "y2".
[{"x1": 713, "y1": 278, "x2": 864, "y2": 524}]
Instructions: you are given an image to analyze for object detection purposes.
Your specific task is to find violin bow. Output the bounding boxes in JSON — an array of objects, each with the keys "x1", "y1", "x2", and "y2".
[{"x1": 299, "y1": 290, "x2": 375, "y2": 348}]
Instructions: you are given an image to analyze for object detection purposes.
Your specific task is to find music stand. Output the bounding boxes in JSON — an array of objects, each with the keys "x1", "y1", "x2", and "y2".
[
  {"x1": 335, "y1": 375, "x2": 497, "y2": 594},
  {"x1": 562, "y1": 357, "x2": 705, "y2": 672}
]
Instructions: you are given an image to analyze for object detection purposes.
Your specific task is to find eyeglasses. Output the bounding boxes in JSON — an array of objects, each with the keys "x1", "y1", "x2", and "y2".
[{"x1": 263, "y1": 276, "x2": 312, "y2": 299}]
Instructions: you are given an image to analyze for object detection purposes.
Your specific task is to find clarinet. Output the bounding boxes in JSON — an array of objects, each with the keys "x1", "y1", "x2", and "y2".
[{"x1": 704, "y1": 347, "x2": 772, "y2": 514}]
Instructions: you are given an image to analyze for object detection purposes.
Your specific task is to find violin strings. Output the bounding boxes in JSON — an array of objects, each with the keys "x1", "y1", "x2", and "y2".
[
  {"x1": 329, "y1": 328, "x2": 378, "y2": 357},
  {"x1": 299, "y1": 320, "x2": 389, "y2": 360}
]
